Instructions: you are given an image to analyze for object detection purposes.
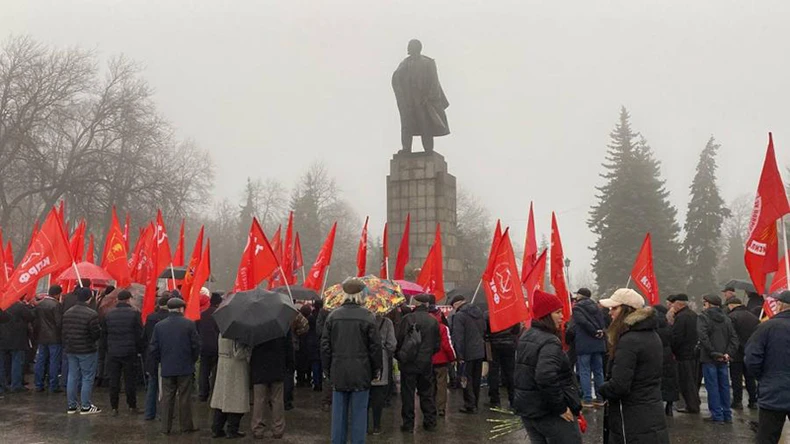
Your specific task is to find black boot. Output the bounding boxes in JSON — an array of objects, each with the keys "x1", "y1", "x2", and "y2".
[{"x1": 665, "y1": 402, "x2": 673, "y2": 417}]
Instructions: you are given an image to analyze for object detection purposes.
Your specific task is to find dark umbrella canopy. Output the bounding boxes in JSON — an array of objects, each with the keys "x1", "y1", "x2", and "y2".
[
  {"x1": 724, "y1": 279, "x2": 756, "y2": 293},
  {"x1": 157, "y1": 266, "x2": 215, "y2": 281},
  {"x1": 272, "y1": 285, "x2": 320, "y2": 302},
  {"x1": 212, "y1": 288, "x2": 298, "y2": 347}
]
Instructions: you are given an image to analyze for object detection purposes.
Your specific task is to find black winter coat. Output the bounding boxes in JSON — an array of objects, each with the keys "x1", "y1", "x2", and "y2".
[
  {"x1": 62, "y1": 302, "x2": 101, "y2": 354},
  {"x1": 150, "y1": 312, "x2": 201, "y2": 377},
  {"x1": 101, "y1": 303, "x2": 143, "y2": 357},
  {"x1": 197, "y1": 305, "x2": 220, "y2": 357},
  {"x1": 250, "y1": 333, "x2": 294, "y2": 384},
  {"x1": 320, "y1": 301, "x2": 382, "y2": 392},
  {"x1": 396, "y1": 305, "x2": 440, "y2": 374},
  {"x1": 727, "y1": 305, "x2": 759, "y2": 362},
  {"x1": 486, "y1": 320, "x2": 520, "y2": 351},
  {"x1": 654, "y1": 305, "x2": 679, "y2": 403},
  {"x1": 670, "y1": 305, "x2": 697, "y2": 360},
  {"x1": 0, "y1": 302, "x2": 33, "y2": 350},
  {"x1": 34, "y1": 297, "x2": 62, "y2": 345},
  {"x1": 303, "y1": 314, "x2": 321, "y2": 362},
  {"x1": 143, "y1": 309, "x2": 169, "y2": 373},
  {"x1": 697, "y1": 307, "x2": 738, "y2": 364},
  {"x1": 451, "y1": 303, "x2": 486, "y2": 361},
  {"x1": 745, "y1": 310, "x2": 790, "y2": 411},
  {"x1": 571, "y1": 298, "x2": 607, "y2": 355},
  {"x1": 599, "y1": 307, "x2": 668, "y2": 444},
  {"x1": 512, "y1": 324, "x2": 581, "y2": 419},
  {"x1": 746, "y1": 294, "x2": 764, "y2": 318}
]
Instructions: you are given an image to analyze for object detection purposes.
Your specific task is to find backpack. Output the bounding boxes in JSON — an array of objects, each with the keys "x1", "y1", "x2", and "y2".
[{"x1": 396, "y1": 321, "x2": 422, "y2": 363}]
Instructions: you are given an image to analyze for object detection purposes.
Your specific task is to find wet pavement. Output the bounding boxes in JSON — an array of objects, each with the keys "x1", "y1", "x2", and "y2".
[{"x1": 0, "y1": 384, "x2": 780, "y2": 443}]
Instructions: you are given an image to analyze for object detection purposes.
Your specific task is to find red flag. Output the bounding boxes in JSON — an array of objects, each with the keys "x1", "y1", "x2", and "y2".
[
  {"x1": 123, "y1": 213, "x2": 130, "y2": 251},
  {"x1": 186, "y1": 239, "x2": 211, "y2": 321},
  {"x1": 86, "y1": 234, "x2": 95, "y2": 264},
  {"x1": 154, "y1": 210, "x2": 173, "y2": 279},
  {"x1": 523, "y1": 249, "x2": 548, "y2": 321},
  {"x1": 550, "y1": 213, "x2": 571, "y2": 321},
  {"x1": 1, "y1": 208, "x2": 72, "y2": 309},
  {"x1": 181, "y1": 226, "x2": 204, "y2": 303},
  {"x1": 394, "y1": 214, "x2": 411, "y2": 280},
  {"x1": 769, "y1": 251, "x2": 790, "y2": 295},
  {"x1": 28, "y1": 219, "x2": 40, "y2": 251},
  {"x1": 304, "y1": 223, "x2": 337, "y2": 292},
  {"x1": 268, "y1": 225, "x2": 283, "y2": 288},
  {"x1": 5, "y1": 241, "x2": 14, "y2": 277},
  {"x1": 101, "y1": 207, "x2": 130, "y2": 287},
  {"x1": 630, "y1": 233, "x2": 660, "y2": 306},
  {"x1": 745, "y1": 133, "x2": 790, "y2": 294},
  {"x1": 136, "y1": 225, "x2": 158, "y2": 322},
  {"x1": 0, "y1": 229, "x2": 7, "y2": 289},
  {"x1": 57, "y1": 200, "x2": 66, "y2": 228},
  {"x1": 356, "y1": 217, "x2": 369, "y2": 277},
  {"x1": 521, "y1": 202, "x2": 538, "y2": 280},
  {"x1": 294, "y1": 233, "x2": 304, "y2": 272},
  {"x1": 484, "y1": 220, "x2": 503, "y2": 278},
  {"x1": 69, "y1": 219, "x2": 86, "y2": 262},
  {"x1": 173, "y1": 219, "x2": 185, "y2": 267},
  {"x1": 380, "y1": 222, "x2": 389, "y2": 279},
  {"x1": 483, "y1": 228, "x2": 530, "y2": 332},
  {"x1": 283, "y1": 212, "x2": 295, "y2": 285},
  {"x1": 128, "y1": 224, "x2": 149, "y2": 282},
  {"x1": 233, "y1": 217, "x2": 280, "y2": 292},
  {"x1": 417, "y1": 224, "x2": 445, "y2": 301}
]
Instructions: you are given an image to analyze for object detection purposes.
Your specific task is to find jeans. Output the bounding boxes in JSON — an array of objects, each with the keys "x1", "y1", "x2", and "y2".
[
  {"x1": 521, "y1": 415, "x2": 583, "y2": 444},
  {"x1": 35, "y1": 344, "x2": 63, "y2": 391},
  {"x1": 331, "y1": 390, "x2": 369, "y2": 444},
  {"x1": 757, "y1": 408, "x2": 790, "y2": 444},
  {"x1": 311, "y1": 360, "x2": 323, "y2": 389},
  {"x1": 67, "y1": 352, "x2": 98, "y2": 410},
  {"x1": 577, "y1": 353, "x2": 605, "y2": 402},
  {"x1": 0, "y1": 350, "x2": 26, "y2": 392},
  {"x1": 702, "y1": 362, "x2": 732, "y2": 421},
  {"x1": 144, "y1": 367, "x2": 159, "y2": 420}
]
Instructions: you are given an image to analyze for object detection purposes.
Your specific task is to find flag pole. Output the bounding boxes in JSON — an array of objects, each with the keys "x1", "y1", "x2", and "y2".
[
  {"x1": 300, "y1": 266, "x2": 306, "y2": 284},
  {"x1": 385, "y1": 257, "x2": 390, "y2": 280},
  {"x1": 279, "y1": 266, "x2": 294, "y2": 300},
  {"x1": 320, "y1": 266, "x2": 331, "y2": 295},
  {"x1": 783, "y1": 217, "x2": 790, "y2": 291},
  {"x1": 470, "y1": 278, "x2": 482, "y2": 304},
  {"x1": 71, "y1": 261, "x2": 83, "y2": 287},
  {"x1": 169, "y1": 263, "x2": 177, "y2": 291}
]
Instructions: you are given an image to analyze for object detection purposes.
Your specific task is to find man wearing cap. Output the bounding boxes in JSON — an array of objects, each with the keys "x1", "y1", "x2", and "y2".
[
  {"x1": 722, "y1": 286, "x2": 736, "y2": 303},
  {"x1": 143, "y1": 294, "x2": 170, "y2": 420},
  {"x1": 745, "y1": 290, "x2": 790, "y2": 443},
  {"x1": 102, "y1": 290, "x2": 144, "y2": 416},
  {"x1": 62, "y1": 287, "x2": 102, "y2": 414},
  {"x1": 697, "y1": 294, "x2": 739, "y2": 424},
  {"x1": 667, "y1": 293, "x2": 701, "y2": 414},
  {"x1": 150, "y1": 298, "x2": 201, "y2": 435},
  {"x1": 571, "y1": 287, "x2": 606, "y2": 408},
  {"x1": 449, "y1": 295, "x2": 487, "y2": 414},
  {"x1": 34, "y1": 285, "x2": 64, "y2": 393},
  {"x1": 396, "y1": 294, "x2": 440, "y2": 432},
  {"x1": 726, "y1": 296, "x2": 759, "y2": 410}
]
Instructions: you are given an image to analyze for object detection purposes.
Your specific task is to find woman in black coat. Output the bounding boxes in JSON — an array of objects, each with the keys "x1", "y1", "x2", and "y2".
[
  {"x1": 599, "y1": 289, "x2": 669, "y2": 444},
  {"x1": 513, "y1": 290, "x2": 582, "y2": 443},
  {"x1": 653, "y1": 304, "x2": 679, "y2": 416}
]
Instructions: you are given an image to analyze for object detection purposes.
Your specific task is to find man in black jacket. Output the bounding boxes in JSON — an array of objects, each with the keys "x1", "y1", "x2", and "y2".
[
  {"x1": 150, "y1": 297, "x2": 201, "y2": 435},
  {"x1": 697, "y1": 294, "x2": 739, "y2": 424},
  {"x1": 34, "y1": 285, "x2": 63, "y2": 393},
  {"x1": 250, "y1": 332, "x2": 294, "y2": 439},
  {"x1": 62, "y1": 288, "x2": 102, "y2": 414},
  {"x1": 726, "y1": 296, "x2": 760, "y2": 410},
  {"x1": 570, "y1": 287, "x2": 607, "y2": 408},
  {"x1": 396, "y1": 294, "x2": 440, "y2": 432},
  {"x1": 321, "y1": 278, "x2": 382, "y2": 444},
  {"x1": 196, "y1": 291, "x2": 221, "y2": 402},
  {"x1": 449, "y1": 295, "x2": 486, "y2": 414},
  {"x1": 0, "y1": 300, "x2": 34, "y2": 393},
  {"x1": 143, "y1": 295, "x2": 170, "y2": 420},
  {"x1": 485, "y1": 318, "x2": 520, "y2": 409},
  {"x1": 668, "y1": 294, "x2": 701, "y2": 414},
  {"x1": 102, "y1": 290, "x2": 143, "y2": 416}
]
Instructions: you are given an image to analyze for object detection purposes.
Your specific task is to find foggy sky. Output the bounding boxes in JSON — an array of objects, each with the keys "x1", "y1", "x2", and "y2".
[{"x1": 4, "y1": 0, "x2": 790, "y2": 287}]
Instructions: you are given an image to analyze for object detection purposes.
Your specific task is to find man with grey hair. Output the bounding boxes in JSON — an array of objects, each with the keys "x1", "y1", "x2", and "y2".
[{"x1": 746, "y1": 290, "x2": 790, "y2": 443}]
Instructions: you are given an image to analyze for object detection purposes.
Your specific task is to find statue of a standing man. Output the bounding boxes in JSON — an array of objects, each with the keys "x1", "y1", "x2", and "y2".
[{"x1": 392, "y1": 39, "x2": 450, "y2": 153}]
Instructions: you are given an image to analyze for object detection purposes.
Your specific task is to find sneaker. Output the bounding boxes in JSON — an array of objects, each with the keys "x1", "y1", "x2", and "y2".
[
  {"x1": 67, "y1": 407, "x2": 79, "y2": 414},
  {"x1": 80, "y1": 405, "x2": 102, "y2": 415}
]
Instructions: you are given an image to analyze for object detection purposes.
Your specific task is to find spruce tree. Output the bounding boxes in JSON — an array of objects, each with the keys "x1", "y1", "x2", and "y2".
[
  {"x1": 589, "y1": 107, "x2": 685, "y2": 297},
  {"x1": 682, "y1": 137, "x2": 730, "y2": 297}
]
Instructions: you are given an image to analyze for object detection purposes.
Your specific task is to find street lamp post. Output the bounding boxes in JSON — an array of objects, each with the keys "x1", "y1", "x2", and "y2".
[{"x1": 564, "y1": 258, "x2": 571, "y2": 291}]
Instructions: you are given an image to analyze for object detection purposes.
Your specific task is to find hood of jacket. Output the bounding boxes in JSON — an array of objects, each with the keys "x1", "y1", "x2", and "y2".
[
  {"x1": 624, "y1": 307, "x2": 658, "y2": 331},
  {"x1": 703, "y1": 306, "x2": 726, "y2": 323},
  {"x1": 458, "y1": 302, "x2": 483, "y2": 320}
]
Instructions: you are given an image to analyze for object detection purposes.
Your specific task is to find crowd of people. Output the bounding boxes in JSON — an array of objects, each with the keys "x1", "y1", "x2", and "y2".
[{"x1": 2, "y1": 277, "x2": 790, "y2": 444}]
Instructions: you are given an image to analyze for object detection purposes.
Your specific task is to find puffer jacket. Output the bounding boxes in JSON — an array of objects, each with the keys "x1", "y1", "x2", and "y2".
[
  {"x1": 571, "y1": 297, "x2": 606, "y2": 354},
  {"x1": 101, "y1": 302, "x2": 143, "y2": 357},
  {"x1": 486, "y1": 319, "x2": 520, "y2": 351},
  {"x1": 599, "y1": 307, "x2": 668, "y2": 444},
  {"x1": 0, "y1": 302, "x2": 34, "y2": 350},
  {"x1": 62, "y1": 302, "x2": 101, "y2": 354},
  {"x1": 430, "y1": 310, "x2": 456, "y2": 365},
  {"x1": 396, "y1": 305, "x2": 440, "y2": 374},
  {"x1": 34, "y1": 296, "x2": 62, "y2": 345},
  {"x1": 320, "y1": 301, "x2": 382, "y2": 392},
  {"x1": 451, "y1": 302, "x2": 486, "y2": 361},
  {"x1": 670, "y1": 305, "x2": 698, "y2": 360},
  {"x1": 512, "y1": 324, "x2": 581, "y2": 419},
  {"x1": 727, "y1": 305, "x2": 759, "y2": 362},
  {"x1": 697, "y1": 307, "x2": 738, "y2": 364}
]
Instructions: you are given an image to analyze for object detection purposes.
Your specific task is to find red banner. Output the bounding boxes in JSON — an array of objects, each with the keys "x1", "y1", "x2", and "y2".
[
  {"x1": 550, "y1": 213, "x2": 571, "y2": 321},
  {"x1": 630, "y1": 233, "x2": 660, "y2": 306},
  {"x1": 417, "y1": 224, "x2": 445, "y2": 301},
  {"x1": 303, "y1": 223, "x2": 337, "y2": 292},
  {"x1": 483, "y1": 228, "x2": 530, "y2": 332},
  {"x1": 394, "y1": 214, "x2": 410, "y2": 280}
]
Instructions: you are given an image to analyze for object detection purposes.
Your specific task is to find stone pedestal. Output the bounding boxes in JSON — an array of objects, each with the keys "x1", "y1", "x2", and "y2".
[{"x1": 386, "y1": 151, "x2": 461, "y2": 288}]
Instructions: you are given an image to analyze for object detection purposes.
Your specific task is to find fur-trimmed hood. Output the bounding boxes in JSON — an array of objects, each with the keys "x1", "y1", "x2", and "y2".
[{"x1": 624, "y1": 306, "x2": 659, "y2": 331}]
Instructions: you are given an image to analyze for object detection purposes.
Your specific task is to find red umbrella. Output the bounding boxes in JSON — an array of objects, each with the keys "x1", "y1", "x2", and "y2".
[
  {"x1": 56, "y1": 261, "x2": 113, "y2": 282},
  {"x1": 394, "y1": 280, "x2": 425, "y2": 296}
]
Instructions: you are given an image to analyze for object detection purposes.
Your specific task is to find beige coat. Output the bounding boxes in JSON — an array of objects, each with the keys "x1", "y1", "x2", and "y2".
[{"x1": 210, "y1": 335, "x2": 251, "y2": 413}]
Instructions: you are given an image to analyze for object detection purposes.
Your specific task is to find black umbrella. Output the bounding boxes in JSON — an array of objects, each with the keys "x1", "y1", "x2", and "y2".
[
  {"x1": 212, "y1": 288, "x2": 298, "y2": 346},
  {"x1": 272, "y1": 285, "x2": 320, "y2": 302},
  {"x1": 157, "y1": 266, "x2": 215, "y2": 282},
  {"x1": 724, "y1": 279, "x2": 756, "y2": 293}
]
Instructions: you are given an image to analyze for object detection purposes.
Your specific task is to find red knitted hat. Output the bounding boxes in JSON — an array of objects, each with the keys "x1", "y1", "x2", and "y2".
[{"x1": 532, "y1": 289, "x2": 563, "y2": 319}]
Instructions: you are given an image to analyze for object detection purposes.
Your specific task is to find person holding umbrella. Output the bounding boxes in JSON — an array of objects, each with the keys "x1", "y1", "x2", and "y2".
[{"x1": 321, "y1": 278, "x2": 382, "y2": 444}]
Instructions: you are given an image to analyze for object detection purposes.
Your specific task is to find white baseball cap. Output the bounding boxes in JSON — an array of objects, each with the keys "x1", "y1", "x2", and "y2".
[{"x1": 599, "y1": 288, "x2": 645, "y2": 310}]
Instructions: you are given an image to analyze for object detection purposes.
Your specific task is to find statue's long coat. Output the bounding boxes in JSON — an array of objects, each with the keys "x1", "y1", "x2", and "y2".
[{"x1": 392, "y1": 55, "x2": 450, "y2": 137}]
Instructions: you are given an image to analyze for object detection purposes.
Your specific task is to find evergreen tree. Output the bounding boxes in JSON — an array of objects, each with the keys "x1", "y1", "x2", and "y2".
[
  {"x1": 682, "y1": 137, "x2": 730, "y2": 297},
  {"x1": 589, "y1": 107, "x2": 685, "y2": 297},
  {"x1": 720, "y1": 230, "x2": 748, "y2": 282}
]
